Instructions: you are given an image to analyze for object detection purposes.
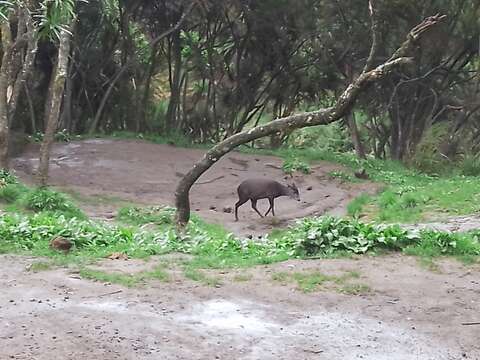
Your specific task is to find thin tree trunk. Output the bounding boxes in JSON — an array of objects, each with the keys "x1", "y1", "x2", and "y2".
[
  {"x1": 37, "y1": 27, "x2": 72, "y2": 186},
  {"x1": 166, "y1": 31, "x2": 182, "y2": 133},
  {"x1": 88, "y1": 63, "x2": 129, "y2": 134},
  {"x1": 174, "y1": 14, "x2": 446, "y2": 226},
  {"x1": 347, "y1": 112, "x2": 366, "y2": 159},
  {"x1": 139, "y1": 45, "x2": 159, "y2": 133},
  {"x1": 8, "y1": 1, "x2": 38, "y2": 126},
  {"x1": 0, "y1": 21, "x2": 13, "y2": 169}
]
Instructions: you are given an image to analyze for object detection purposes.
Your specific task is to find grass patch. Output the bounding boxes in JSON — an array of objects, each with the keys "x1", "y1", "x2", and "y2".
[
  {"x1": 347, "y1": 194, "x2": 371, "y2": 218},
  {"x1": 79, "y1": 265, "x2": 170, "y2": 287},
  {"x1": 28, "y1": 261, "x2": 52, "y2": 272},
  {"x1": 417, "y1": 257, "x2": 441, "y2": 273},
  {"x1": 292, "y1": 271, "x2": 332, "y2": 292},
  {"x1": 272, "y1": 269, "x2": 367, "y2": 293},
  {"x1": 339, "y1": 283, "x2": 371, "y2": 295},
  {"x1": 184, "y1": 266, "x2": 222, "y2": 287},
  {"x1": 233, "y1": 274, "x2": 252, "y2": 282}
]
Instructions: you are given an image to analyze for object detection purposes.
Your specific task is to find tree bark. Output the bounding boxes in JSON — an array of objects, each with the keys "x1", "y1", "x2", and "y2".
[
  {"x1": 346, "y1": 112, "x2": 366, "y2": 159},
  {"x1": 174, "y1": 14, "x2": 446, "y2": 226},
  {"x1": 0, "y1": 21, "x2": 13, "y2": 169},
  {"x1": 37, "y1": 27, "x2": 72, "y2": 186},
  {"x1": 165, "y1": 31, "x2": 182, "y2": 133},
  {"x1": 8, "y1": 1, "x2": 38, "y2": 127}
]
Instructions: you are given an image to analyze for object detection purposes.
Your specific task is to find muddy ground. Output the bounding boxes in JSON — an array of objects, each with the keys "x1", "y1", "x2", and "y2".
[
  {"x1": 1, "y1": 255, "x2": 479, "y2": 359},
  {"x1": 12, "y1": 139, "x2": 378, "y2": 236},
  {"x1": 1, "y1": 139, "x2": 479, "y2": 359}
]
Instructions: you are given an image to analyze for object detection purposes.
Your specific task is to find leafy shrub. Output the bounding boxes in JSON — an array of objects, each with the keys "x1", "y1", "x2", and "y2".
[
  {"x1": 282, "y1": 157, "x2": 311, "y2": 175},
  {"x1": 283, "y1": 216, "x2": 417, "y2": 256},
  {"x1": 405, "y1": 230, "x2": 480, "y2": 257},
  {"x1": 23, "y1": 187, "x2": 84, "y2": 218},
  {"x1": 0, "y1": 212, "x2": 166, "y2": 257},
  {"x1": 0, "y1": 169, "x2": 19, "y2": 185},
  {"x1": 461, "y1": 156, "x2": 480, "y2": 176},
  {"x1": 118, "y1": 206, "x2": 175, "y2": 225},
  {"x1": 0, "y1": 184, "x2": 24, "y2": 203}
]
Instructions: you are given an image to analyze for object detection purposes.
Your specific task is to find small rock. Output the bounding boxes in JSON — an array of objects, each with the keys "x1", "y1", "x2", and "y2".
[
  {"x1": 209, "y1": 205, "x2": 217, "y2": 211},
  {"x1": 306, "y1": 186, "x2": 313, "y2": 191},
  {"x1": 222, "y1": 206, "x2": 232, "y2": 213},
  {"x1": 50, "y1": 236, "x2": 73, "y2": 254}
]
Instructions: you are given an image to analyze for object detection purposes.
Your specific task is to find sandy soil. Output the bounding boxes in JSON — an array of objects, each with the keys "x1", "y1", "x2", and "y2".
[
  {"x1": 3, "y1": 139, "x2": 479, "y2": 359},
  {"x1": 12, "y1": 139, "x2": 378, "y2": 236}
]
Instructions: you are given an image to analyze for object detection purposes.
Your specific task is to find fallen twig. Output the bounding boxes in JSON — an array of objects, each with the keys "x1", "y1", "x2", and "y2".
[
  {"x1": 83, "y1": 290, "x2": 123, "y2": 299},
  {"x1": 303, "y1": 349, "x2": 324, "y2": 354},
  {"x1": 461, "y1": 322, "x2": 480, "y2": 326},
  {"x1": 195, "y1": 175, "x2": 225, "y2": 185}
]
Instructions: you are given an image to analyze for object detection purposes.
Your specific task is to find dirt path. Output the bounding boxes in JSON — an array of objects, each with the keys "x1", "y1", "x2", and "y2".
[
  {"x1": 12, "y1": 139, "x2": 378, "y2": 236},
  {"x1": 1, "y1": 254, "x2": 479, "y2": 359}
]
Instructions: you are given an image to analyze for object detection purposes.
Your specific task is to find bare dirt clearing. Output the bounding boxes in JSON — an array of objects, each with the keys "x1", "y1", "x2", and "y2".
[
  {"x1": 1, "y1": 254, "x2": 479, "y2": 359},
  {"x1": 4, "y1": 139, "x2": 480, "y2": 359},
  {"x1": 12, "y1": 139, "x2": 378, "y2": 236}
]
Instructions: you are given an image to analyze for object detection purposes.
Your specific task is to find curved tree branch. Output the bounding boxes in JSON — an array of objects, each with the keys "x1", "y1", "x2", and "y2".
[{"x1": 174, "y1": 14, "x2": 447, "y2": 226}]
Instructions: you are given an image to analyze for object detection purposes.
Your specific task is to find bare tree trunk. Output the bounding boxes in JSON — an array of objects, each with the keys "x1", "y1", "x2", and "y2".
[
  {"x1": 346, "y1": 112, "x2": 366, "y2": 159},
  {"x1": 0, "y1": 21, "x2": 13, "y2": 169},
  {"x1": 37, "y1": 27, "x2": 72, "y2": 186},
  {"x1": 8, "y1": 1, "x2": 38, "y2": 126},
  {"x1": 166, "y1": 31, "x2": 182, "y2": 133},
  {"x1": 174, "y1": 14, "x2": 446, "y2": 226},
  {"x1": 88, "y1": 63, "x2": 129, "y2": 134}
]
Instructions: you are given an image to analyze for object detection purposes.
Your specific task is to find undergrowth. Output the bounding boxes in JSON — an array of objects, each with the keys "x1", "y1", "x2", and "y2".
[
  {"x1": 0, "y1": 170, "x2": 85, "y2": 219},
  {"x1": 2, "y1": 203, "x2": 478, "y2": 275}
]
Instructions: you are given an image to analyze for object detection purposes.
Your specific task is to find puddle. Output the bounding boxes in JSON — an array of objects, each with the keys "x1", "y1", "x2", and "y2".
[{"x1": 178, "y1": 299, "x2": 277, "y2": 334}]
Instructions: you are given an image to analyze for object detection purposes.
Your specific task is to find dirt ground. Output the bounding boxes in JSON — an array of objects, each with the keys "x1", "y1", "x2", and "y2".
[
  {"x1": 1, "y1": 254, "x2": 479, "y2": 359},
  {"x1": 2, "y1": 139, "x2": 479, "y2": 359},
  {"x1": 12, "y1": 139, "x2": 378, "y2": 236}
]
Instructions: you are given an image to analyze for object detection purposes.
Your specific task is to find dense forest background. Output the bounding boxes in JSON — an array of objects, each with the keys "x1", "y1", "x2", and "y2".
[{"x1": 0, "y1": 0, "x2": 479, "y2": 178}]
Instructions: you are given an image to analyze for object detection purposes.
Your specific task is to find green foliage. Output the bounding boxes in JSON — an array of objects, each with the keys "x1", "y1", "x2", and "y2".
[
  {"x1": 347, "y1": 194, "x2": 371, "y2": 218},
  {"x1": 284, "y1": 216, "x2": 416, "y2": 256},
  {"x1": 0, "y1": 184, "x2": 24, "y2": 203},
  {"x1": 37, "y1": 0, "x2": 78, "y2": 40},
  {"x1": 0, "y1": 212, "x2": 167, "y2": 259},
  {"x1": 287, "y1": 123, "x2": 352, "y2": 153},
  {"x1": 405, "y1": 230, "x2": 480, "y2": 257},
  {"x1": 460, "y1": 156, "x2": 480, "y2": 176},
  {"x1": 117, "y1": 206, "x2": 175, "y2": 225},
  {"x1": 282, "y1": 157, "x2": 311, "y2": 175},
  {"x1": 30, "y1": 130, "x2": 72, "y2": 143},
  {"x1": 328, "y1": 170, "x2": 357, "y2": 182},
  {"x1": 0, "y1": 169, "x2": 19, "y2": 185},
  {"x1": 23, "y1": 187, "x2": 84, "y2": 218}
]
